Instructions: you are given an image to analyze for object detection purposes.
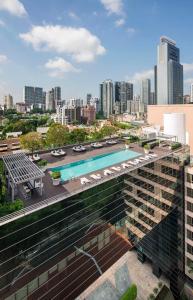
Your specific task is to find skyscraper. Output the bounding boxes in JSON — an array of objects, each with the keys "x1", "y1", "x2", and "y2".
[
  {"x1": 100, "y1": 80, "x2": 114, "y2": 118},
  {"x1": 46, "y1": 89, "x2": 55, "y2": 111},
  {"x1": 54, "y1": 87, "x2": 61, "y2": 106},
  {"x1": 114, "y1": 81, "x2": 133, "y2": 114},
  {"x1": 156, "y1": 36, "x2": 183, "y2": 104},
  {"x1": 141, "y1": 79, "x2": 151, "y2": 106},
  {"x1": 23, "y1": 86, "x2": 44, "y2": 108},
  {"x1": 86, "y1": 93, "x2": 92, "y2": 105},
  {"x1": 190, "y1": 83, "x2": 193, "y2": 103},
  {"x1": 3, "y1": 94, "x2": 13, "y2": 109}
]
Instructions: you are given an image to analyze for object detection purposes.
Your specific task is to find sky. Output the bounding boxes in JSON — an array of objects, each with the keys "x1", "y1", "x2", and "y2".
[{"x1": 0, "y1": 0, "x2": 193, "y2": 103}]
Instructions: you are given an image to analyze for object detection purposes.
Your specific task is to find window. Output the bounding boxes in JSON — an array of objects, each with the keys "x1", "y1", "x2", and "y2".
[
  {"x1": 187, "y1": 243, "x2": 193, "y2": 255},
  {"x1": 187, "y1": 201, "x2": 193, "y2": 212},
  {"x1": 187, "y1": 188, "x2": 193, "y2": 199},
  {"x1": 187, "y1": 173, "x2": 193, "y2": 183},
  {"x1": 187, "y1": 229, "x2": 193, "y2": 241},
  {"x1": 187, "y1": 216, "x2": 193, "y2": 226}
]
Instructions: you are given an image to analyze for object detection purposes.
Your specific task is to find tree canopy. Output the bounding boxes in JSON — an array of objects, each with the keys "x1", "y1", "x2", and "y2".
[
  {"x1": 46, "y1": 123, "x2": 69, "y2": 147},
  {"x1": 100, "y1": 125, "x2": 117, "y2": 137},
  {"x1": 20, "y1": 132, "x2": 42, "y2": 154},
  {"x1": 69, "y1": 128, "x2": 88, "y2": 144}
]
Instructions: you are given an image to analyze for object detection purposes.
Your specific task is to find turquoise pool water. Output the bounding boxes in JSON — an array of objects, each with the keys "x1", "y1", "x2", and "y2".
[{"x1": 51, "y1": 149, "x2": 140, "y2": 182}]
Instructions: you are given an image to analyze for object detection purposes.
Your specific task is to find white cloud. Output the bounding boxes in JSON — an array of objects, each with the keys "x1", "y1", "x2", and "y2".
[
  {"x1": 127, "y1": 27, "x2": 136, "y2": 36},
  {"x1": 0, "y1": 0, "x2": 27, "y2": 17},
  {"x1": 183, "y1": 63, "x2": 193, "y2": 73},
  {"x1": 0, "y1": 54, "x2": 8, "y2": 63},
  {"x1": 45, "y1": 57, "x2": 80, "y2": 78},
  {"x1": 20, "y1": 25, "x2": 106, "y2": 63},
  {"x1": 68, "y1": 11, "x2": 79, "y2": 20},
  {"x1": 100, "y1": 0, "x2": 123, "y2": 15},
  {"x1": 115, "y1": 18, "x2": 125, "y2": 27},
  {"x1": 0, "y1": 19, "x2": 5, "y2": 27},
  {"x1": 126, "y1": 69, "x2": 154, "y2": 84}
]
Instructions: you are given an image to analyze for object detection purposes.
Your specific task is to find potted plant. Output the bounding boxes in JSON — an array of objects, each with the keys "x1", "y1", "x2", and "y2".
[
  {"x1": 51, "y1": 171, "x2": 61, "y2": 186},
  {"x1": 37, "y1": 159, "x2": 48, "y2": 172},
  {"x1": 144, "y1": 143, "x2": 150, "y2": 154}
]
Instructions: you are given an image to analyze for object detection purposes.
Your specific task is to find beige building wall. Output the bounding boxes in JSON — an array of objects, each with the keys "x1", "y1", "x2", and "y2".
[{"x1": 148, "y1": 104, "x2": 193, "y2": 154}]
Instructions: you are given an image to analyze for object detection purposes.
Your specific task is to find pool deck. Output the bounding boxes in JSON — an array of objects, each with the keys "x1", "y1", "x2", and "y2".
[{"x1": 0, "y1": 141, "x2": 176, "y2": 226}]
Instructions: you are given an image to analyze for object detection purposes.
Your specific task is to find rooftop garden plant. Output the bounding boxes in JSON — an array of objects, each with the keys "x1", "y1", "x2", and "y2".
[{"x1": 51, "y1": 171, "x2": 61, "y2": 180}]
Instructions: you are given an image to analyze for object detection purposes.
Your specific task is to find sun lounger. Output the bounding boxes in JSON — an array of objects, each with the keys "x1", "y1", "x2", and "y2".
[
  {"x1": 90, "y1": 174, "x2": 102, "y2": 180},
  {"x1": 128, "y1": 160, "x2": 138, "y2": 166},
  {"x1": 57, "y1": 149, "x2": 66, "y2": 156},
  {"x1": 51, "y1": 150, "x2": 60, "y2": 157},
  {"x1": 148, "y1": 153, "x2": 158, "y2": 158},
  {"x1": 104, "y1": 169, "x2": 114, "y2": 176},
  {"x1": 111, "y1": 166, "x2": 121, "y2": 171},
  {"x1": 33, "y1": 154, "x2": 41, "y2": 161},
  {"x1": 121, "y1": 163, "x2": 130, "y2": 169},
  {"x1": 80, "y1": 177, "x2": 91, "y2": 185}
]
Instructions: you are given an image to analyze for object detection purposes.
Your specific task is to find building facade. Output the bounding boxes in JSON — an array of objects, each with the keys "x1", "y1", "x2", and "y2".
[
  {"x1": 81, "y1": 105, "x2": 96, "y2": 125},
  {"x1": 155, "y1": 36, "x2": 183, "y2": 105},
  {"x1": 114, "y1": 81, "x2": 133, "y2": 114},
  {"x1": 141, "y1": 79, "x2": 151, "y2": 112},
  {"x1": 3, "y1": 94, "x2": 13, "y2": 109},
  {"x1": 53, "y1": 105, "x2": 81, "y2": 125},
  {"x1": 23, "y1": 86, "x2": 44, "y2": 108},
  {"x1": 100, "y1": 80, "x2": 114, "y2": 118}
]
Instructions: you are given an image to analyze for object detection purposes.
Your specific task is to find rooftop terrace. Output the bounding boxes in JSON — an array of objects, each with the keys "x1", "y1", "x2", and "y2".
[{"x1": 0, "y1": 139, "x2": 189, "y2": 226}]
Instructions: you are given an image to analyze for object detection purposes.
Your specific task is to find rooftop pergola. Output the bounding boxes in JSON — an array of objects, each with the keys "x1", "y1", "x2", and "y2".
[{"x1": 2, "y1": 153, "x2": 45, "y2": 201}]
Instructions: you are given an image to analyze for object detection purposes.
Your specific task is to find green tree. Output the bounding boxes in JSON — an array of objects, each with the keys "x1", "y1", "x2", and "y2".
[
  {"x1": 20, "y1": 132, "x2": 42, "y2": 155},
  {"x1": 46, "y1": 123, "x2": 69, "y2": 147},
  {"x1": 120, "y1": 284, "x2": 137, "y2": 300},
  {"x1": 100, "y1": 125, "x2": 117, "y2": 138},
  {"x1": 69, "y1": 128, "x2": 88, "y2": 144}
]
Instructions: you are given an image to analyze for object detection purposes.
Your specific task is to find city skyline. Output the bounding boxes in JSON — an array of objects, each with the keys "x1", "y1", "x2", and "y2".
[{"x1": 1, "y1": 0, "x2": 193, "y2": 101}]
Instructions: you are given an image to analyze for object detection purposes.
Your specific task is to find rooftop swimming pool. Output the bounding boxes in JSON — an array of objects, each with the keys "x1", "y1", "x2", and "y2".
[{"x1": 51, "y1": 149, "x2": 140, "y2": 182}]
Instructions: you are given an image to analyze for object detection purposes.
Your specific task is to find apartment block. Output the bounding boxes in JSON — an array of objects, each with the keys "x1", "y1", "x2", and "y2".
[{"x1": 124, "y1": 149, "x2": 189, "y2": 298}]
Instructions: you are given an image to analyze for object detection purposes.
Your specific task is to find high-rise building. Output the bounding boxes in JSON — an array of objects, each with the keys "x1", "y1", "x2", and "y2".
[
  {"x1": 53, "y1": 105, "x2": 81, "y2": 125},
  {"x1": 154, "y1": 65, "x2": 157, "y2": 104},
  {"x1": 23, "y1": 86, "x2": 44, "y2": 108},
  {"x1": 54, "y1": 87, "x2": 61, "y2": 106},
  {"x1": 46, "y1": 90, "x2": 55, "y2": 111},
  {"x1": 3, "y1": 94, "x2": 13, "y2": 109},
  {"x1": 64, "y1": 98, "x2": 83, "y2": 107},
  {"x1": 114, "y1": 82, "x2": 133, "y2": 114},
  {"x1": 190, "y1": 84, "x2": 193, "y2": 103},
  {"x1": 89, "y1": 97, "x2": 100, "y2": 113},
  {"x1": 86, "y1": 93, "x2": 92, "y2": 105},
  {"x1": 81, "y1": 105, "x2": 96, "y2": 125},
  {"x1": 141, "y1": 79, "x2": 151, "y2": 106},
  {"x1": 156, "y1": 36, "x2": 183, "y2": 104},
  {"x1": 100, "y1": 80, "x2": 114, "y2": 118}
]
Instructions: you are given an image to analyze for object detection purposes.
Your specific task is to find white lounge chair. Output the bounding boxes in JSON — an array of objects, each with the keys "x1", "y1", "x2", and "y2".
[
  {"x1": 80, "y1": 177, "x2": 91, "y2": 185},
  {"x1": 51, "y1": 150, "x2": 60, "y2": 157},
  {"x1": 57, "y1": 149, "x2": 66, "y2": 156},
  {"x1": 90, "y1": 174, "x2": 102, "y2": 180},
  {"x1": 128, "y1": 160, "x2": 138, "y2": 166},
  {"x1": 106, "y1": 140, "x2": 117, "y2": 145},
  {"x1": 104, "y1": 169, "x2": 114, "y2": 176},
  {"x1": 121, "y1": 163, "x2": 130, "y2": 169},
  {"x1": 91, "y1": 143, "x2": 103, "y2": 148},
  {"x1": 111, "y1": 166, "x2": 121, "y2": 172},
  {"x1": 33, "y1": 154, "x2": 41, "y2": 162},
  {"x1": 73, "y1": 145, "x2": 86, "y2": 152},
  {"x1": 149, "y1": 153, "x2": 158, "y2": 158}
]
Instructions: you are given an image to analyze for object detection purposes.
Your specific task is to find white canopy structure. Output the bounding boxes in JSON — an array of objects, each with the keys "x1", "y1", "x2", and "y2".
[{"x1": 2, "y1": 153, "x2": 45, "y2": 201}]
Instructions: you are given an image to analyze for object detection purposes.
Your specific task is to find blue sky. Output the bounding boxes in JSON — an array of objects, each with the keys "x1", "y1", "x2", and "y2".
[{"x1": 0, "y1": 0, "x2": 193, "y2": 102}]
